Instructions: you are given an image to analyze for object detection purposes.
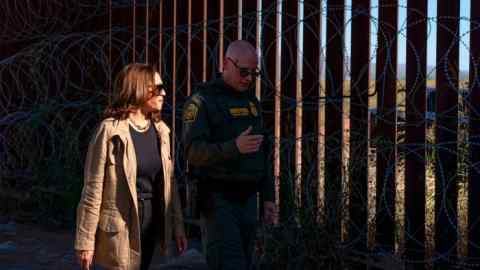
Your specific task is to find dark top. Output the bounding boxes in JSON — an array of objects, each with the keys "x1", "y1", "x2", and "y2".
[
  {"x1": 182, "y1": 78, "x2": 275, "y2": 202},
  {"x1": 129, "y1": 123, "x2": 163, "y2": 199}
]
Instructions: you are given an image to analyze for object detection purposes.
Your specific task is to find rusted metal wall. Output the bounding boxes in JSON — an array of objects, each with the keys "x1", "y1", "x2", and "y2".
[
  {"x1": 2, "y1": 0, "x2": 474, "y2": 268},
  {"x1": 101, "y1": 0, "x2": 470, "y2": 266}
]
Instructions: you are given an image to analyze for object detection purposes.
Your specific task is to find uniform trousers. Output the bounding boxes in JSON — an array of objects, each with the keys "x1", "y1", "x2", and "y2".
[{"x1": 202, "y1": 193, "x2": 258, "y2": 270}]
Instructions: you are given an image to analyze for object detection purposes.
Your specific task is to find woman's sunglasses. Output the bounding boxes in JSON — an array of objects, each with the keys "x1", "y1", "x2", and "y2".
[{"x1": 149, "y1": 84, "x2": 165, "y2": 96}]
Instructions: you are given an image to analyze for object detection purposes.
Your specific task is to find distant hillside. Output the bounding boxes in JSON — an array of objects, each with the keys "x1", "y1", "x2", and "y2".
[
  {"x1": 395, "y1": 64, "x2": 469, "y2": 81},
  {"x1": 339, "y1": 61, "x2": 469, "y2": 81}
]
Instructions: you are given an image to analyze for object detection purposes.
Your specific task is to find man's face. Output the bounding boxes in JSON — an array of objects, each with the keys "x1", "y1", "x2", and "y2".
[{"x1": 223, "y1": 54, "x2": 259, "y2": 92}]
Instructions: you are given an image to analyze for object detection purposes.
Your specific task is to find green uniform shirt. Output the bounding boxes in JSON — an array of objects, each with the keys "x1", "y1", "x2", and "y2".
[{"x1": 182, "y1": 78, "x2": 275, "y2": 202}]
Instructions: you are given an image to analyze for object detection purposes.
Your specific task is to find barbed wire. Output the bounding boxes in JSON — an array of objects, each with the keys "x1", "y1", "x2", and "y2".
[{"x1": 0, "y1": 1, "x2": 477, "y2": 268}]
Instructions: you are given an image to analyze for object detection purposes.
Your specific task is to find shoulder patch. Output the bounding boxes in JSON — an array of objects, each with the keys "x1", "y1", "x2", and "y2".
[{"x1": 183, "y1": 103, "x2": 199, "y2": 123}]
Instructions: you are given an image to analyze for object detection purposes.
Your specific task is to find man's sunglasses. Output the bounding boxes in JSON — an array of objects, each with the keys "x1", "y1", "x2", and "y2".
[{"x1": 227, "y1": 57, "x2": 260, "y2": 78}]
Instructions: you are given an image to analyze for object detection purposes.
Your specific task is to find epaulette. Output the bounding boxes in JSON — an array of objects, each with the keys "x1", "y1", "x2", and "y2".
[
  {"x1": 191, "y1": 79, "x2": 223, "y2": 99},
  {"x1": 191, "y1": 82, "x2": 209, "y2": 95}
]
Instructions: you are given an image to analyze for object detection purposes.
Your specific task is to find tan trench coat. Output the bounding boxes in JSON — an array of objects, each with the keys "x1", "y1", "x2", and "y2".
[{"x1": 74, "y1": 118, "x2": 185, "y2": 270}]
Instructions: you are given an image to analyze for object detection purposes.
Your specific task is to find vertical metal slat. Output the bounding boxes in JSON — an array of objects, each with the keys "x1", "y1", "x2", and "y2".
[
  {"x1": 404, "y1": 0, "x2": 427, "y2": 264},
  {"x1": 468, "y1": 0, "x2": 480, "y2": 262},
  {"x1": 274, "y1": 0, "x2": 283, "y2": 213},
  {"x1": 375, "y1": 0, "x2": 398, "y2": 252},
  {"x1": 435, "y1": 0, "x2": 460, "y2": 265},
  {"x1": 349, "y1": 0, "x2": 370, "y2": 259},
  {"x1": 325, "y1": 0, "x2": 345, "y2": 240},
  {"x1": 302, "y1": 0, "x2": 321, "y2": 219},
  {"x1": 132, "y1": 0, "x2": 136, "y2": 62}
]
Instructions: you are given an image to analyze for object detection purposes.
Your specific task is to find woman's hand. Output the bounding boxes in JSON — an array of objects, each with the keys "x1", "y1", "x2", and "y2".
[
  {"x1": 175, "y1": 235, "x2": 188, "y2": 255},
  {"x1": 75, "y1": 250, "x2": 94, "y2": 270}
]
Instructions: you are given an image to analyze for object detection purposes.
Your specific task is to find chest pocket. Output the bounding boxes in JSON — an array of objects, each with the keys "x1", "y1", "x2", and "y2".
[
  {"x1": 206, "y1": 101, "x2": 230, "y2": 130},
  {"x1": 209, "y1": 96, "x2": 262, "y2": 140}
]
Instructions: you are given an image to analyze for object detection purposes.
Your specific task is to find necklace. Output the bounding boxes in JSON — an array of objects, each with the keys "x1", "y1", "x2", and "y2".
[{"x1": 128, "y1": 118, "x2": 150, "y2": 132}]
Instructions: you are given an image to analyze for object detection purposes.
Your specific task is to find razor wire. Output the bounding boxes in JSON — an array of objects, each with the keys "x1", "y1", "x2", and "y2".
[{"x1": 0, "y1": 1, "x2": 477, "y2": 268}]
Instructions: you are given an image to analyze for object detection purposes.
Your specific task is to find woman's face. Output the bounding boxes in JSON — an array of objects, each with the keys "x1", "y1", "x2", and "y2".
[{"x1": 143, "y1": 72, "x2": 166, "y2": 112}]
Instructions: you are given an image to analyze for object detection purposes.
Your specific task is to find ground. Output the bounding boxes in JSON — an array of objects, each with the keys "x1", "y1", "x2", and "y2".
[{"x1": 0, "y1": 216, "x2": 205, "y2": 270}]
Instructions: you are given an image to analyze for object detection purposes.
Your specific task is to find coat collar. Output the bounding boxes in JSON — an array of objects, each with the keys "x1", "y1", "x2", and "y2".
[
  {"x1": 109, "y1": 118, "x2": 130, "y2": 139},
  {"x1": 153, "y1": 119, "x2": 170, "y2": 137},
  {"x1": 107, "y1": 118, "x2": 170, "y2": 140}
]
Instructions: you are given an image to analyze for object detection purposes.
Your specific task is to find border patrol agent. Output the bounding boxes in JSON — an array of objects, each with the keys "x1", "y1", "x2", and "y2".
[{"x1": 182, "y1": 40, "x2": 277, "y2": 270}]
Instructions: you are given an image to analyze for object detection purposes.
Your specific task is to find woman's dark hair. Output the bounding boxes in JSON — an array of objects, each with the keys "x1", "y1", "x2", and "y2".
[{"x1": 103, "y1": 63, "x2": 162, "y2": 122}]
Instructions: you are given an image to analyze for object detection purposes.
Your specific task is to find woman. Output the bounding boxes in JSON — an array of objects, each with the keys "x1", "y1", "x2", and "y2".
[{"x1": 75, "y1": 63, "x2": 187, "y2": 270}]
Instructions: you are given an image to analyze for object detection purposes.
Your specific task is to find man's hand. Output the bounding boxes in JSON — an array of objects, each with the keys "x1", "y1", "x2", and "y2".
[
  {"x1": 175, "y1": 235, "x2": 188, "y2": 255},
  {"x1": 236, "y1": 126, "x2": 263, "y2": 154},
  {"x1": 75, "y1": 250, "x2": 94, "y2": 270},
  {"x1": 263, "y1": 201, "x2": 278, "y2": 225}
]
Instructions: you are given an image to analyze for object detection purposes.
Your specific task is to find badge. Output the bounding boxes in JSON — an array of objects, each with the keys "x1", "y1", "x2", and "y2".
[
  {"x1": 229, "y1": 108, "x2": 250, "y2": 117},
  {"x1": 183, "y1": 103, "x2": 198, "y2": 123},
  {"x1": 249, "y1": 102, "x2": 258, "y2": 116}
]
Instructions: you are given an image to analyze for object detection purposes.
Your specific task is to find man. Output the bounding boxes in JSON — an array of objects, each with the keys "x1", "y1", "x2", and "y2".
[{"x1": 182, "y1": 40, "x2": 277, "y2": 270}]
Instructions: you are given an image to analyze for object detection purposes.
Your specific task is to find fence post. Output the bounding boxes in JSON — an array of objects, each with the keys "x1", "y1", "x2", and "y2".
[
  {"x1": 205, "y1": 0, "x2": 220, "y2": 80},
  {"x1": 241, "y1": 0, "x2": 257, "y2": 45},
  {"x1": 222, "y1": 0, "x2": 238, "y2": 47},
  {"x1": 302, "y1": 0, "x2": 322, "y2": 221},
  {"x1": 279, "y1": 0, "x2": 299, "y2": 219},
  {"x1": 260, "y1": 0, "x2": 281, "y2": 214},
  {"x1": 435, "y1": 0, "x2": 459, "y2": 266},
  {"x1": 468, "y1": 0, "x2": 480, "y2": 264},
  {"x1": 349, "y1": 0, "x2": 370, "y2": 262},
  {"x1": 404, "y1": 0, "x2": 427, "y2": 265},
  {"x1": 325, "y1": 0, "x2": 344, "y2": 240},
  {"x1": 375, "y1": 0, "x2": 398, "y2": 252}
]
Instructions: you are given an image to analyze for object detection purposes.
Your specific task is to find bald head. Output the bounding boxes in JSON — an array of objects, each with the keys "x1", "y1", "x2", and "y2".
[
  {"x1": 222, "y1": 40, "x2": 259, "y2": 92},
  {"x1": 225, "y1": 40, "x2": 257, "y2": 60}
]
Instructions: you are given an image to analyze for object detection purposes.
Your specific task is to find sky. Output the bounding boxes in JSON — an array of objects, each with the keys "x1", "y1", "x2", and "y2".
[
  {"x1": 317, "y1": 0, "x2": 471, "y2": 75},
  {"x1": 394, "y1": 0, "x2": 470, "y2": 72}
]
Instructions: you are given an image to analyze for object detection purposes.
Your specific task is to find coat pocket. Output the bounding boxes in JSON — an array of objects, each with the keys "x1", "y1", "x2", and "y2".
[
  {"x1": 98, "y1": 211, "x2": 126, "y2": 232},
  {"x1": 95, "y1": 212, "x2": 129, "y2": 267}
]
